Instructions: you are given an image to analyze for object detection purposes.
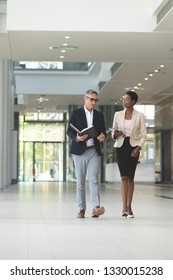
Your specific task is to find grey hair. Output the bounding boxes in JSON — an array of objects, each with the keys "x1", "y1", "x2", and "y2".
[{"x1": 85, "y1": 89, "x2": 98, "y2": 96}]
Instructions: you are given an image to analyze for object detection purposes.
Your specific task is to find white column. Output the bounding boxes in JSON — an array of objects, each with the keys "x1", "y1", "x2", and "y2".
[
  {"x1": 0, "y1": 59, "x2": 14, "y2": 188},
  {"x1": 0, "y1": 60, "x2": 4, "y2": 188}
]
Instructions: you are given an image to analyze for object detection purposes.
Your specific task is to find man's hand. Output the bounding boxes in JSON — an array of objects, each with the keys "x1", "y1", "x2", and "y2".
[
  {"x1": 76, "y1": 133, "x2": 88, "y2": 142},
  {"x1": 97, "y1": 132, "x2": 105, "y2": 142}
]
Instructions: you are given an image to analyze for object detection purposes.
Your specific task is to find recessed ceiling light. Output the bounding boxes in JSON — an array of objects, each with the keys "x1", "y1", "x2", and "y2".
[{"x1": 49, "y1": 45, "x2": 78, "y2": 50}]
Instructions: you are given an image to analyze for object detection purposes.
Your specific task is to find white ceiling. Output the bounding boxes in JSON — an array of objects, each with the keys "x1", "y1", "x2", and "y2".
[{"x1": 1, "y1": 1, "x2": 173, "y2": 111}]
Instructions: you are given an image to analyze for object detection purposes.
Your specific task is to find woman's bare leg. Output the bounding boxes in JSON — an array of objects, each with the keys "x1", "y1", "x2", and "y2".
[
  {"x1": 127, "y1": 177, "x2": 134, "y2": 215},
  {"x1": 121, "y1": 176, "x2": 128, "y2": 213}
]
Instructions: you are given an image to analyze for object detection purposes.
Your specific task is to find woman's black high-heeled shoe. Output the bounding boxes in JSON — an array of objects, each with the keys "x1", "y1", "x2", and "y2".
[{"x1": 122, "y1": 212, "x2": 128, "y2": 217}]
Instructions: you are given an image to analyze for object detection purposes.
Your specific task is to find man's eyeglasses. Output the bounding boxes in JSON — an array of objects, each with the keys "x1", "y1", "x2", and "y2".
[{"x1": 86, "y1": 96, "x2": 99, "y2": 103}]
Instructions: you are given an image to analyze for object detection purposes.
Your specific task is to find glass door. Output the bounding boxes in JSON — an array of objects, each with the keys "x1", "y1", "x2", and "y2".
[
  {"x1": 23, "y1": 142, "x2": 34, "y2": 181},
  {"x1": 23, "y1": 142, "x2": 63, "y2": 182},
  {"x1": 33, "y1": 142, "x2": 63, "y2": 181},
  {"x1": 19, "y1": 113, "x2": 66, "y2": 182}
]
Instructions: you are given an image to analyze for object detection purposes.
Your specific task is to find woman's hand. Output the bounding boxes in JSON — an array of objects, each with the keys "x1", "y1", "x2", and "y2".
[
  {"x1": 131, "y1": 146, "x2": 141, "y2": 157},
  {"x1": 113, "y1": 130, "x2": 125, "y2": 139}
]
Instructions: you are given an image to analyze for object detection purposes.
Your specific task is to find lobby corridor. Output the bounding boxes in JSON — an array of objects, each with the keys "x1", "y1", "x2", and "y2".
[{"x1": 0, "y1": 181, "x2": 173, "y2": 260}]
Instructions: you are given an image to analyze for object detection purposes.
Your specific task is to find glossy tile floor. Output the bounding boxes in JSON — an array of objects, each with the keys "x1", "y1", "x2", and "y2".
[{"x1": 0, "y1": 181, "x2": 173, "y2": 260}]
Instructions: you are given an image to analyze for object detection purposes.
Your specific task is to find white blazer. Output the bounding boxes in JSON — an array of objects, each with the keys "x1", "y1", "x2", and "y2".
[{"x1": 112, "y1": 109, "x2": 147, "y2": 148}]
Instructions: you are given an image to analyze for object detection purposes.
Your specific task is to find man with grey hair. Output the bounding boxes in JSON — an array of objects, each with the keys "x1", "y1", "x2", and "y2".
[{"x1": 67, "y1": 89, "x2": 106, "y2": 218}]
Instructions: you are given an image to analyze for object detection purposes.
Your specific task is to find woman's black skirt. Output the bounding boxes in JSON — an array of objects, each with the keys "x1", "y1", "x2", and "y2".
[{"x1": 116, "y1": 137, "x2": 139, "y2": 179}]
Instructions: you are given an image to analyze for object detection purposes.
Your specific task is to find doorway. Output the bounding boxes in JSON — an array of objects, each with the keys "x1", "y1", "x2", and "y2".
[
  {"x1": 18, "y1": 112, "x2": 67, "y2": 182},
  {"x1": 23, "y1": 142, "x2": 63, "y2": 182}
]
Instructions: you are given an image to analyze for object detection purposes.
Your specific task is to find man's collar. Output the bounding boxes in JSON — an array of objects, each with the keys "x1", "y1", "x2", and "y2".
[{"x1": 84, "y1": 105, "x2": 93, "y2": 113}]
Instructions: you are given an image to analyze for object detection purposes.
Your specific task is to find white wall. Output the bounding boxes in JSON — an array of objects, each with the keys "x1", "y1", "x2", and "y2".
[
  {"x1": 15, "y1": 72, "x2": 98, "y2": 95},
  {"x1": 7, "y1": 0, "x2": 156, "y2": 32}
]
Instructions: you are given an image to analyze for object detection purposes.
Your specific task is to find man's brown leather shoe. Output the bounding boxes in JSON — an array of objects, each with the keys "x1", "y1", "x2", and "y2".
[
  {"x1": 77, "y1": 210, "x2": 85, "y2": 218},
  {"x1": 92, "y1": 206, "x2": 105, "y2": 218}
]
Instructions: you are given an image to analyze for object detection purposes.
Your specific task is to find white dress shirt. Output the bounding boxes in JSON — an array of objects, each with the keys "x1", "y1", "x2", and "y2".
[{"x1": 84, "y1": 106, "x2": 94, "y2": 146}]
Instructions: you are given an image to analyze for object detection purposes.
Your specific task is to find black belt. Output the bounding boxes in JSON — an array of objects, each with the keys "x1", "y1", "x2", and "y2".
[{"x1": 85, "y1": 145, "x2": 95, "y2": 150}]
